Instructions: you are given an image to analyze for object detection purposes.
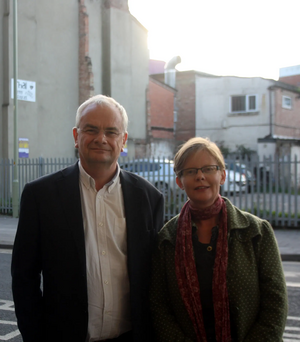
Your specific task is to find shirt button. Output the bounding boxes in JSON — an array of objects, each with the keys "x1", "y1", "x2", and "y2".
[
  {"x1": 104, "y1": 280, "x2": 109, "y2": 285},
  {"x1": 102, "y1": 250, "x2": 106, "y2": 255},
  {"x1": 98, "y1": 222, "x2": 103, "y2": 227}
]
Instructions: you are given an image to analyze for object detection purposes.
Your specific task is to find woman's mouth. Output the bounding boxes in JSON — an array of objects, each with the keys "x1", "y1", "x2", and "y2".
[{"x1": 194, "y1": 185, "x2": 208, "y2": 190}]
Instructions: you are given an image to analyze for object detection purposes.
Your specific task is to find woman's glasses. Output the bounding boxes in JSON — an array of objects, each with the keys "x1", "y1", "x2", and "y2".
[{"x1": 180, "y1": 165, "x2": 220, "y2": 177}]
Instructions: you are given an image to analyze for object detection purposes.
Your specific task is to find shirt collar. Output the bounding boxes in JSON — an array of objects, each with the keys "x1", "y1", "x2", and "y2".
[{"x1": 78, "y1": 160, "x2": 120, "y2": 192}]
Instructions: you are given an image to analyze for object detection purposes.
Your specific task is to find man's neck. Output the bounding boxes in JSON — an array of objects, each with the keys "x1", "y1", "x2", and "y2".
[{"x1": 81, "y1": 161, "x2": 118, "y2": 191}]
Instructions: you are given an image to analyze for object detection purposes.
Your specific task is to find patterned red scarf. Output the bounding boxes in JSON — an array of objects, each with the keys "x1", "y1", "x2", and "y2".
[{"x1": 175, "y1": 195, "x2": 231, "y2": 342}]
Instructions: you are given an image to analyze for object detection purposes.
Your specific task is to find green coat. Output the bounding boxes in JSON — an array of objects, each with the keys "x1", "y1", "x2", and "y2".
[{"x1": 150, "y1": 198, "x2": 288, "y2": 342}]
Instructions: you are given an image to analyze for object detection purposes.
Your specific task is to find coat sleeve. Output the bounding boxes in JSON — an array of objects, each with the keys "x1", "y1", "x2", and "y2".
[
  {"x1": 11, "y1": 183, "x2": 43, "y2": 342},
  {"x1": 244, "y1": 221, "x2": 288, "y2": 342},
  {"x1": 150, "y1": 241, "x2": 195, "y2": 342}
]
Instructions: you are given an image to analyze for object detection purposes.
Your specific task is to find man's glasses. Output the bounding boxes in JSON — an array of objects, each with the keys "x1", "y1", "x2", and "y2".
[
  {"x1": 77, "y1": 127, "x2": 123, "y2": 139},
  {"x1": 179, "y1": 165, "x2": 221, "y2": 177}
]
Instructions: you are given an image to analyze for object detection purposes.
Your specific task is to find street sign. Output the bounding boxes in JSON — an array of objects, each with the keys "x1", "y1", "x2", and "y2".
[
  {"x1": 11, "y1": 78, "x2": 36, "y2": 102},
  {"x1": 19, "y1": 138, "x2": 29, "y2": 158}
]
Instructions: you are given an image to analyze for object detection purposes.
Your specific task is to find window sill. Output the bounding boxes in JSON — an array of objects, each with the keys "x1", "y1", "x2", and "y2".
[{"x1": 227, "y1": 111, "x2": 259, "y2": 117}]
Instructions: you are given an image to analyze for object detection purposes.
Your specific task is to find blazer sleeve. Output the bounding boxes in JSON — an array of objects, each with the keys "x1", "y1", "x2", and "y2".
[
  {"x1": 153, "y1": 192, "x2": 164, "y2": 234},
  {"x1": 244, "y1": 221, "x2": 288, "y2": 342},
  {"x1": 11, "y1": 183, "x2": 43, "y2": 342}
]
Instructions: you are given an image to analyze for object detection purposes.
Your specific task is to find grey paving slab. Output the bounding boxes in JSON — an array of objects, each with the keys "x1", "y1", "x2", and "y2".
[
  {"x1": 0, "y1": 215, "x2": 299, "y2": 260},
  {"x1": 274, "y1": 229, "x2": 300, "y2": 261},
  {"x1": 0, "y1": 215, "x2": 18, "y2": 248}
]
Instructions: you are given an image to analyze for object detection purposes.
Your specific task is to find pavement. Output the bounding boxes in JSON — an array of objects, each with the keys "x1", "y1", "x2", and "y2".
[{"x1": 0, "y1": 214, "x2": 299, "y2": 261}]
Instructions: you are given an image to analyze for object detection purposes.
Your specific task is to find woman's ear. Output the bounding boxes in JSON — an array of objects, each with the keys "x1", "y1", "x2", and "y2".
[
  {"x1": 176, "y1": 176, "x2": 184, "y2": 190},
  {"x1": 220, "y1": 169, "x2": 226, "y2": 185}
]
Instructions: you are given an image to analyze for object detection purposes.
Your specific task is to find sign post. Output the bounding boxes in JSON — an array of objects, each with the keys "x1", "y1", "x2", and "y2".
[{"x1": 12, "y1": 0, "x2": 19, "y2": 218}]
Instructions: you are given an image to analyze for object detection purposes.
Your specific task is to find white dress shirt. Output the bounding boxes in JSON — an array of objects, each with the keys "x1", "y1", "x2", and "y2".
[{"x1": 78, "y1": 162, "x2": 131, "y2": 342}]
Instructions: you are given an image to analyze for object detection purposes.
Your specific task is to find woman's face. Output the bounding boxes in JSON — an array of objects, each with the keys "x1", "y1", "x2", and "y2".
[{"x1": 176, "y1": 149, "x2": 226, "y2": 209}]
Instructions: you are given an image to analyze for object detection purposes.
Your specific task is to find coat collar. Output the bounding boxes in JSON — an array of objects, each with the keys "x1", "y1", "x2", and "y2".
[{"x1": 158, "y1": 197, "x2": 261, "y2": 248}]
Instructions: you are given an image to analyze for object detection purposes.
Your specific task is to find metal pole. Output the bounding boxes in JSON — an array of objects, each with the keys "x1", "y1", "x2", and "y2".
[
  {"x1": 12, "y1": 0, "x2": 19, "y2": 218},
  {"x1": 269, "y1": 87, "x2": 273, "y2": 137}
]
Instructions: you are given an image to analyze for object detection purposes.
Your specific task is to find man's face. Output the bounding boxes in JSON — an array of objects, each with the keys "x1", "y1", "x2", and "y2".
[{"x1": 73, "y1": 103, "x2": 127, "y2": 172}]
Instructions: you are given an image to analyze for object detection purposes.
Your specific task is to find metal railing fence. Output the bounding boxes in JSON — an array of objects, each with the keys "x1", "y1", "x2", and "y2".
[
  {"x1": 0, "y1": 158, "x2": 77, "y2": 214},
  {"x1": 1, "y1": 156, "x2": 299, "y2": 227}
]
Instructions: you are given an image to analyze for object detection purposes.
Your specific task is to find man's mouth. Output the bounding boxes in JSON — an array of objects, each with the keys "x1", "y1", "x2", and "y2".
[{"x1": 91, "y1": 148, "x2": 110, "y2": 152}]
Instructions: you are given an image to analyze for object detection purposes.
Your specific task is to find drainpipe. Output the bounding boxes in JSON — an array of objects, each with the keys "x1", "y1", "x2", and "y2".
[
  {"x1": 164, "y1": 55, "x2": 181, "y2": 88},
  {"x1": 268, "y1": 86, "x2": 274, "y2": 137}
]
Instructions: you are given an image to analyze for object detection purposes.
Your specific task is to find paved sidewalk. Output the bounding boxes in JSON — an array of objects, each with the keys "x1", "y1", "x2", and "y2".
[
  {"x1": 0, "y1": 214, "x2": 299, "y2": 260},
  {"x1": 0, "y1": 215, "x2": 19, "y2": 249}
]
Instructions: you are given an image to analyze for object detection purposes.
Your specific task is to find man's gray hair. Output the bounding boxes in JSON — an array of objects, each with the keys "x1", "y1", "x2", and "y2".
[{"x1": 75, "y1": 95, "x2": 128, "y2": 132}]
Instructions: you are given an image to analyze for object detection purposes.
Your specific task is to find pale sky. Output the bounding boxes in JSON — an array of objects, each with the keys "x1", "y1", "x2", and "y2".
[{"x1": 128, "y1": 0, "x2": 300, "y2": 80}]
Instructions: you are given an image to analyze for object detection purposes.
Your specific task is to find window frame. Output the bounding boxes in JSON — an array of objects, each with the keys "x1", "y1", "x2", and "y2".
[
  {"x1": 282, "y1": 95, "x2": 292, "y2": 110},
  {"x1": 229, "y1": 94, "x2": 258, "y2": 114}
]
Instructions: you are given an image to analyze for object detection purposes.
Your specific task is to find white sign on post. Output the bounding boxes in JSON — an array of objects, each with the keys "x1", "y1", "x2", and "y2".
[{"x1": 11, "y1": 78, "x2": 36, "y2": 102}]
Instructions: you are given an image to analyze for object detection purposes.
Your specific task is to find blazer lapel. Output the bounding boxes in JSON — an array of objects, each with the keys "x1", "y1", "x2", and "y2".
[
  {"x1": 56, "y1": 163, "x2": 86, "y2": 270},
  {"x1": 120, "y1": 170, "x2": 144, "y2": 235},
  {"x1": 120, "y1": 171, "x2": 145, "y2": 277}
]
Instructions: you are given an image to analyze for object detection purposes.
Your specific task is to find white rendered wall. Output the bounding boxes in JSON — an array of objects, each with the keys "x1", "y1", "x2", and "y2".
[{"x1": 195, "y1": 75, "x2": 275, "y2": 153}]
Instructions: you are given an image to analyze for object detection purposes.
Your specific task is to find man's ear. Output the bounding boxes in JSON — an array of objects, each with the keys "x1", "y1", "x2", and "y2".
[
  {"x1": 73, "y1": 127, "x2": 78, "y2": 148},
  {"x1": 121, "y1": 132, "x2": 128, "y2": 152}
]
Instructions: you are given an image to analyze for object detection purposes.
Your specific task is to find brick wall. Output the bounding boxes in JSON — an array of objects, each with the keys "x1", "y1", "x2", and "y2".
[
  {"x1": 79, "y1": 0, "x2": 94, "y2": 105},
  {"x1": 279, "y1": 75, "x2": 300, "y2": 87},
  {"x1": 148, "y1": 79, "x2": 175, "y2": 140},
  {"x1": 274, "y1": 88, "x2": 300, "y2": 138},
  {"x1": 175, "y1": 72, "x2": 196, "y2": 143}
]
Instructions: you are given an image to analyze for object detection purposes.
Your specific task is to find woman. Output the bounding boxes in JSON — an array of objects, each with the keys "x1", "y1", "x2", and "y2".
[{"x1": 150, "y1": 137, "x2": 288, "y2": 342}]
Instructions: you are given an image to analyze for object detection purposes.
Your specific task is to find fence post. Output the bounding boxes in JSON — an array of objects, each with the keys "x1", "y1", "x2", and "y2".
[{"x1": 39, "y1": 157, "x2": 44, "y2": 177}]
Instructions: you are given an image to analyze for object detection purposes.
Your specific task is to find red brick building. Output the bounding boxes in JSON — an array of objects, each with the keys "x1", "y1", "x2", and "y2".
[
  {"x1": 148, "y1": 78, "x2": 175, "y2": 140},
  {"x1": 270, "y1": 82, "x2": 300, "y2": 138},
  {"x1": 149, "y1": 70, "x2": 198, "y2": 156},
  {"x1": 279, "y1": 65, "x2": 300, "y2": 87}
]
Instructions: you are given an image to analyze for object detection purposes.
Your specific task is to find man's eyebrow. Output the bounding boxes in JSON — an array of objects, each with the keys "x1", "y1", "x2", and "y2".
[
  {"x1": 105, "y1": 127, "x2": 120, "y2": 131},
  {"x1": 81, "y1": 124, "x2": 98, "y2": 129},
  {"x1": 81, "y1": 124, "x2": 120, "y2": 131}
]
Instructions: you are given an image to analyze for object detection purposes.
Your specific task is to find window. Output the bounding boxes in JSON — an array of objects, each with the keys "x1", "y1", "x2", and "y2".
[
  {"x1": 230, "y1": 95, "x2": 257, "y2": 113},
  {"x1": 282, "y1": 96, "x2": 292, "y2": 109}
]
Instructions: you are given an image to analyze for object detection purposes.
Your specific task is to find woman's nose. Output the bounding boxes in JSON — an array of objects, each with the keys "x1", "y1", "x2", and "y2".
[{"x1": 195, "y1": 169, "x2": 205, "y2": 180}]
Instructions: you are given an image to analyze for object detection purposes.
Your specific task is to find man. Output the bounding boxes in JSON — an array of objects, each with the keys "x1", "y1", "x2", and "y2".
[{"x1": 11, "y1": 95, "x2": 164, "y2": 342}]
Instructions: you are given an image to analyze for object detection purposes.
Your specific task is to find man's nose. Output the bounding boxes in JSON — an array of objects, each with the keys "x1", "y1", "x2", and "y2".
[{"x1": 94, "y1": 130, "x2": 107, "y2": 142}]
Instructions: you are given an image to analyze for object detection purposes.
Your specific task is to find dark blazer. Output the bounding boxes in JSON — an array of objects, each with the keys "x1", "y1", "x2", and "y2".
[{"x1": 11, "y1": 163, "x2": 164, "y2": 342}]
